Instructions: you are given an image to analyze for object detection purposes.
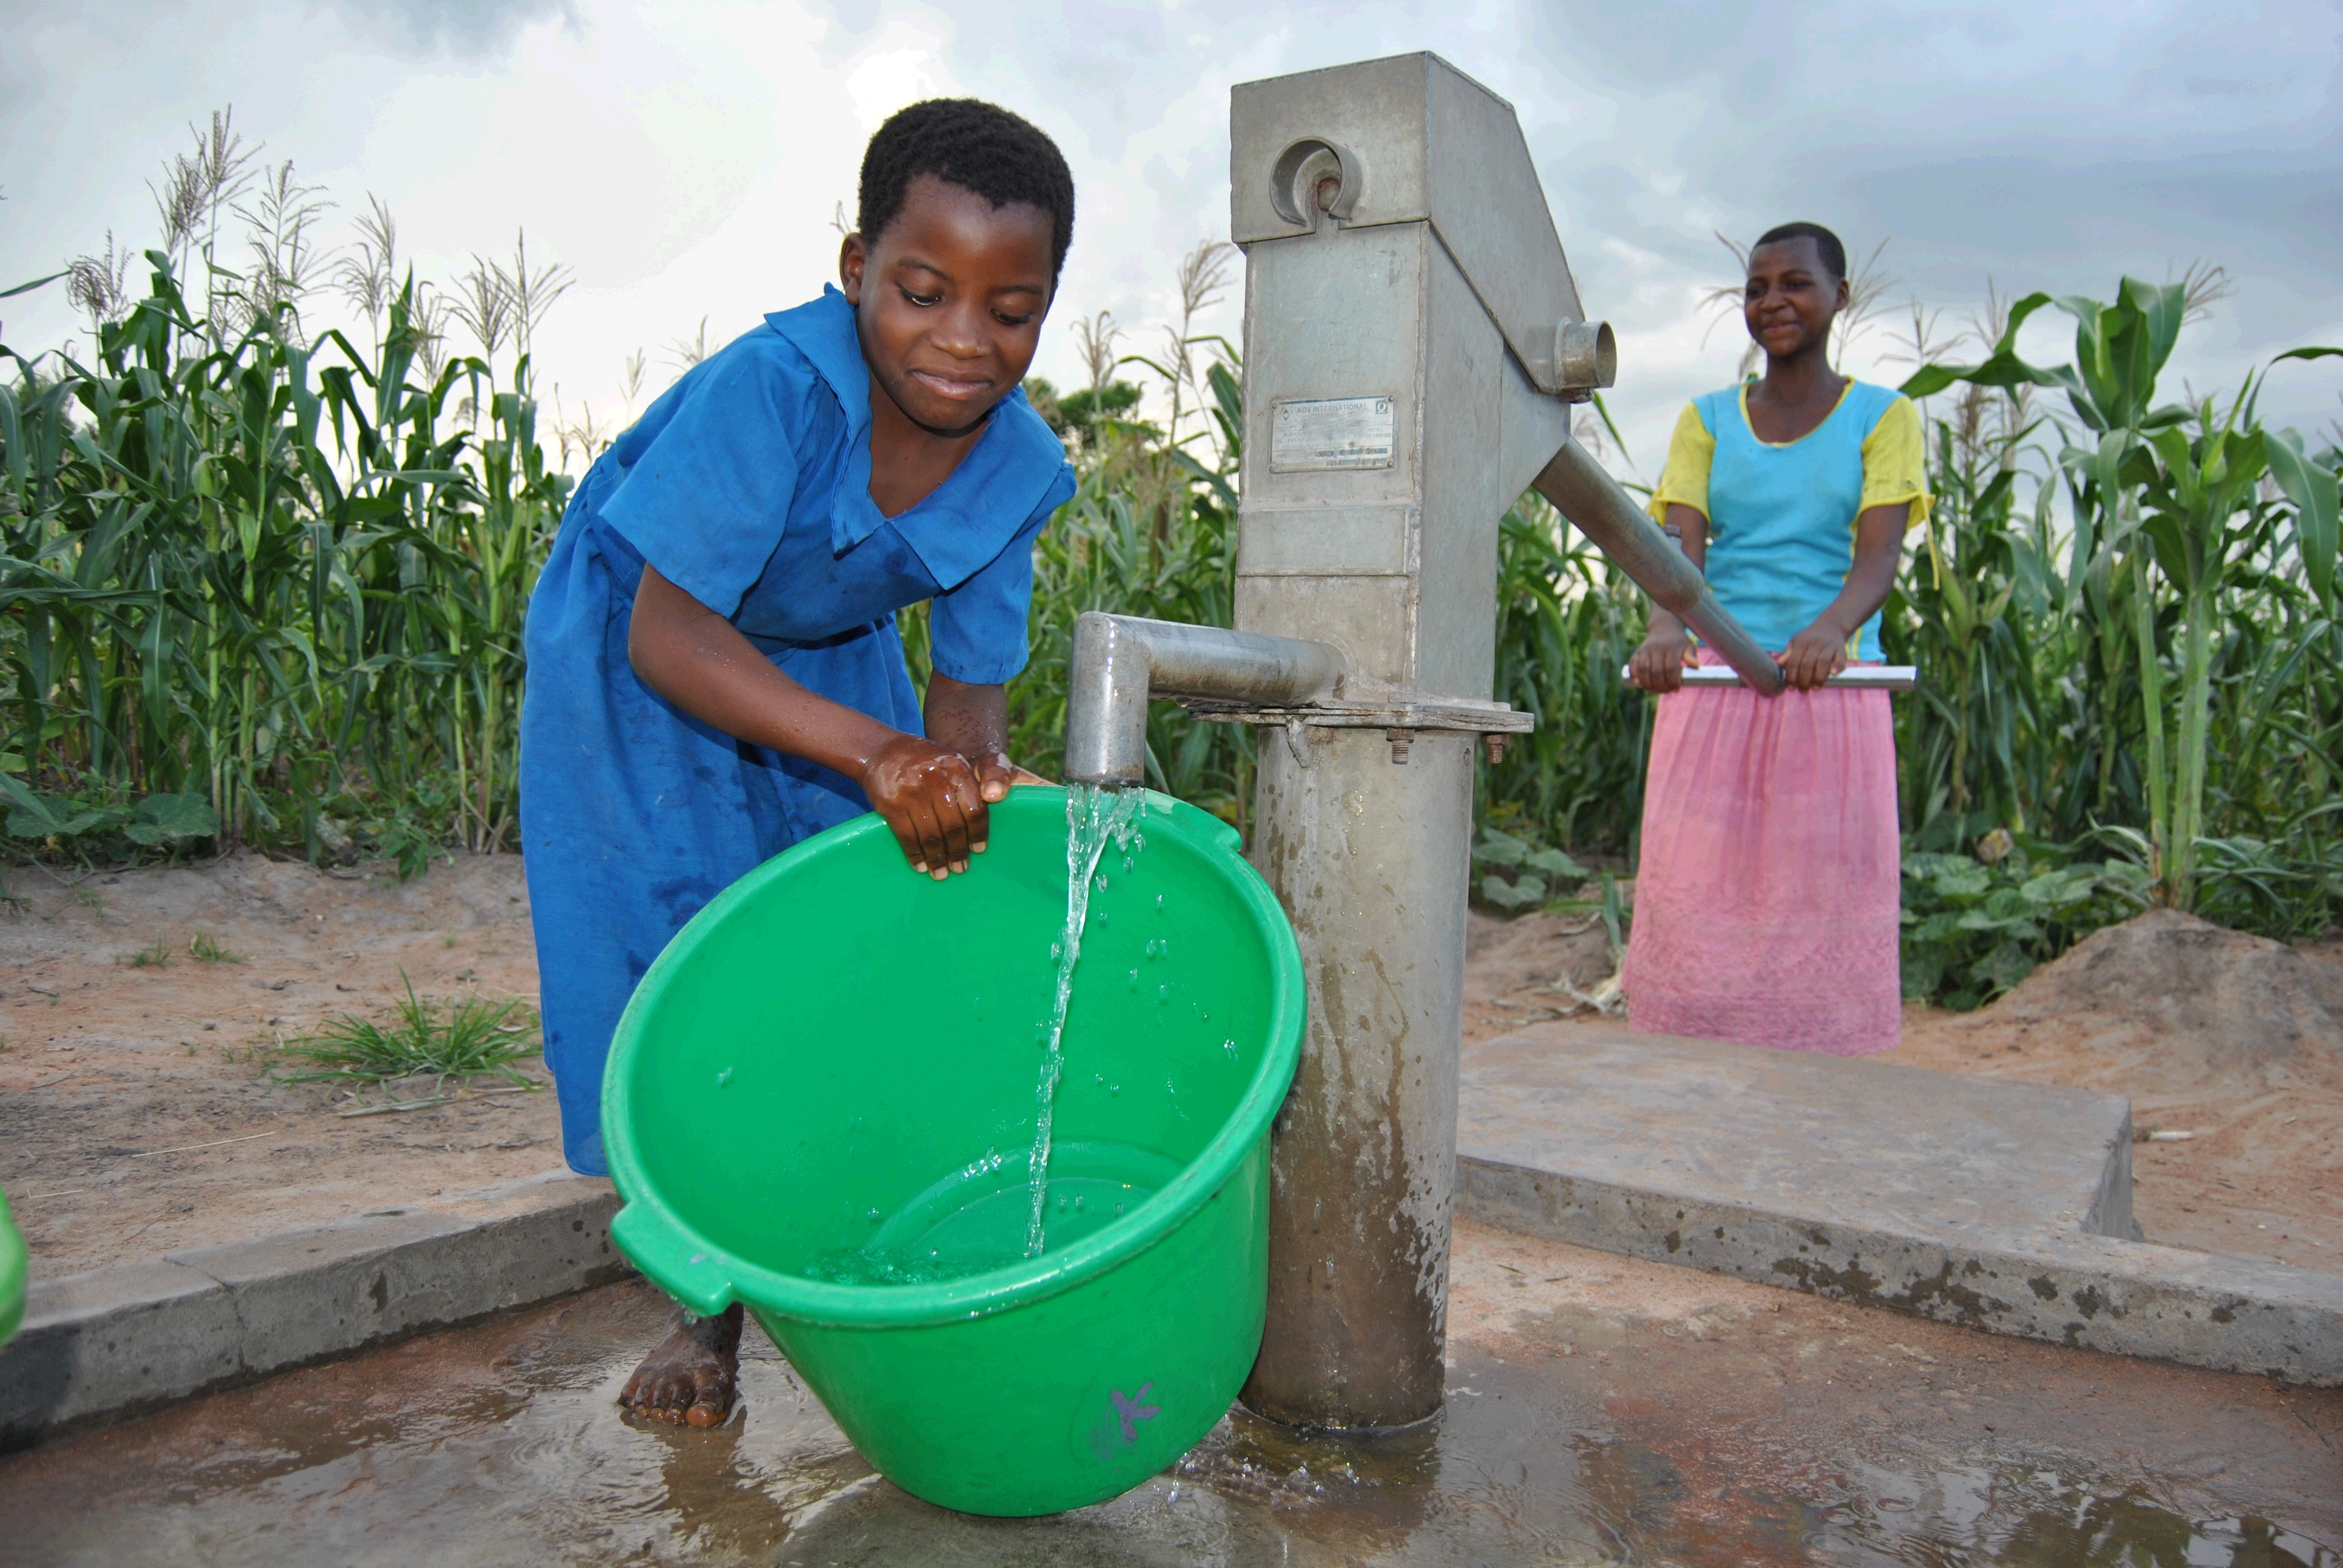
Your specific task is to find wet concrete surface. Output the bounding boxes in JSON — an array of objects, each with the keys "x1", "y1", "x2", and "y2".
[{"x1": 2, "y1": 1224, "x2": 2336, "y2": 1566}]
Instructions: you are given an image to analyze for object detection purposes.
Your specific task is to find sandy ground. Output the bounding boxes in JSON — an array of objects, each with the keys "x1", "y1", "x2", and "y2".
[
  {"x1": 0, "y1": 852, "x2": 556, "y2": 1276},
  {"x1": 7, "y1": 849, "x2": 2339, "y2": 1283}
]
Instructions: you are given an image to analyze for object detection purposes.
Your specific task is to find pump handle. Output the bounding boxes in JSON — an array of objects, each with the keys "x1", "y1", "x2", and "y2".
[{"x1": 1530, "y1": 439, "x2": 1788, "y2": 697}]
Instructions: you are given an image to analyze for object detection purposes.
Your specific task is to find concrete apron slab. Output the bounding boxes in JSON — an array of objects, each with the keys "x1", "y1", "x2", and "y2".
[
  {"x1": 1458, "y1": 1022, "x2": 2343, "y2": 1385},
  {"x1": 0, "y1": 1170, "x2": 627, "y2": 1447}
]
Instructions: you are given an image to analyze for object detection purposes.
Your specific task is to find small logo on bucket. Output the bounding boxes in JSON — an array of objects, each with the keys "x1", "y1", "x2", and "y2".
[
  {"x1": 1086, "y1": 1381, "x2": 1162, "y2": 1462},
  {"x1": 1110, "y1": 1383, "x2": 1160, "y2": 1446}
]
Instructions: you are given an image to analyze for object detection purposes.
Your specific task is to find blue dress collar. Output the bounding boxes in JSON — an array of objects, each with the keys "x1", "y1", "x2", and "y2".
[{"x1": 765, "y1": 286, "x2": 1071, "y2": 590}]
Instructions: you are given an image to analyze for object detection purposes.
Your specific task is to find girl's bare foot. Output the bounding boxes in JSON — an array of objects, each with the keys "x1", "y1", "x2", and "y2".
[{"x1": 619, "y1": 1302, "x2": 744, "y2": 1426}]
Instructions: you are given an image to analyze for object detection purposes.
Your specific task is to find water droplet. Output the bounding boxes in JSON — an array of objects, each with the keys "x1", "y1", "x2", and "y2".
[
  {"x1": 1122, "y1": 854, "x2": 1134, "y2": 873},
  {"x1": 1128, "y1": 969, "x2": 1139, "y2": 990},
  {"x1": 1095, "y1": 874, "x2": 1108, "y2": 892},
  {"x1": 1158, "y1": 983, "x2": 1170, "y2": 1001},
  {"x1": 1134, "y1": 833, "x2": 1146, "y2": 852},
  {"x1": 1058, "y1": 1193, "x2": 1068, "y2": 1210},
  {"x1": 715, "y1": 1067, "x2": 733, "y2": 1088},
  {"x1": 1109, "y1": 1083, "x2": 1121, "y2": 1096},
  {"x1": 1074, "y1": 1194, "x2": 1086, "y2": 1210},
  {"x1": 1095, "y1": 1073, "x2": 1105, "y2": 1085},
  {"x1": 1224, "y1": 1038, "x2": 1237, "y2": 1058},
  {"x1": 867, "y1": 1208, "x2": 881, "y2": 1223},
  {"x1": 1159, "y1": 938, "x2": 1170, "y2": 959},
  {"x1": 1114, "y1": 1202, "x2": 1126, "y2": 1217},
  {"x1": 1155, "y1": 893, "x2": 1165, "y2": 912}
]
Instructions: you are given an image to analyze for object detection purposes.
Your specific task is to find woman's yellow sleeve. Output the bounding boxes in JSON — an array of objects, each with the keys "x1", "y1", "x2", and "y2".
[
  {"x1": 1644, "y1": 403, "x2": 1715, "y2": 525},
  {"x1": 1860, "y1": 395, "x2": 1933, "y2": 528}
]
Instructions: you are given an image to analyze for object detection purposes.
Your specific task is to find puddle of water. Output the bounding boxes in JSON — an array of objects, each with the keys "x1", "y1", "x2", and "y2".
[{"x1": 2, "y1": 1278, "x2": 2332, "y2": 1567}]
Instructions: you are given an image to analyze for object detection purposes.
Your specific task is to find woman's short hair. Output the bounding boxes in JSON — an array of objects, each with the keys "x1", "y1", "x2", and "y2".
[
  {"x1": 858, "y1": 99, "x2": 1076, "y2": 278},
  {"x1": 1752, "y1": 221, "x2": 1846, "y2": 283}
]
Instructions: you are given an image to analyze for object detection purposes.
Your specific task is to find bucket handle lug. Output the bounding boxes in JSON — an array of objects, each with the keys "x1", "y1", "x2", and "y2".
[{"x1": 611, "y1": 1201, "x2": 739, "y2": 1317}]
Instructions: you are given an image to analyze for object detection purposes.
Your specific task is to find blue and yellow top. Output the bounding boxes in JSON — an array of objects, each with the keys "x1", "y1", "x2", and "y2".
[{"x1": 1647, "y1": 380, "x2": 1930, "y2": 662}]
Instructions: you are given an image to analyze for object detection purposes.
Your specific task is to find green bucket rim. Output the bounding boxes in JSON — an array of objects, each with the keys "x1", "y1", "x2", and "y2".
[
  {"x1": 0, "y1": 1185, "x2": 24, "y2": 1348},
  {"x1": 601, "y1": 786, "x2": 1305, "y2": 1328}
]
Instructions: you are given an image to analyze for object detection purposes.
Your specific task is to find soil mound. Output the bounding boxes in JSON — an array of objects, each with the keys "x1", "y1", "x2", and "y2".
[
  {"x1": 1968, "y1": 909, "x2": 2343, "y2": 1094},
  {"x1": 1889, "y1": 910, "x2": 2343, "y2": 1268}
]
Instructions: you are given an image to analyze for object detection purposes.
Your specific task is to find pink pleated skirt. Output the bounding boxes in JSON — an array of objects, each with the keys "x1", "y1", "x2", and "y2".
[{"x1": 1621, "y1": 650, "x2": 1902, "y2": 1056}]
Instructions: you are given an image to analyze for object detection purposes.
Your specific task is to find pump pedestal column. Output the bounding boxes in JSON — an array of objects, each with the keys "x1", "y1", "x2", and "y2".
[{"x1": 1239, "y1": 727, "x2": 1473, "y2": 1429}]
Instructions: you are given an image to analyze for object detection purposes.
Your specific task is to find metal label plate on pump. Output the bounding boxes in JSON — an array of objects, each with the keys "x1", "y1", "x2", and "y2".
[{"x1": 1270, "y1": 397, "x2": 1395, "y2": 472}]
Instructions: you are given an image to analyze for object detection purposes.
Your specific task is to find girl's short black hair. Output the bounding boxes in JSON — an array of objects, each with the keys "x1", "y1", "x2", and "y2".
[
  {"x1": 857, "y1": 99, "x2": 1075, "y2": 278},
  {"x1": 1752, "y1": 221, "x2": 1846, "y2": 283}
]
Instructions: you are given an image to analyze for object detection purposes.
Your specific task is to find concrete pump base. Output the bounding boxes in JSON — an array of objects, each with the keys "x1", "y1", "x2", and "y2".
[{"x1": 1459, "y1": 1022, "x2": 2343, "y2": 1384}]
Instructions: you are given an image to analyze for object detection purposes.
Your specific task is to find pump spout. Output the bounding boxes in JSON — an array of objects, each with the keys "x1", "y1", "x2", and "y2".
[
  {"x1": 1531, "y1": 438, "x2": 1788, "y2": 697},
  {"x1": 1064, "y1": 612, "x2": 1346, "y2": 786}
]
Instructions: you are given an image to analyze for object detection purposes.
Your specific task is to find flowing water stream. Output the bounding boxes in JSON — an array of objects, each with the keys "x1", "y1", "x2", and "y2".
[{"x1": 1026, "y1": 783, "x2": 1147, "y2": 1256}]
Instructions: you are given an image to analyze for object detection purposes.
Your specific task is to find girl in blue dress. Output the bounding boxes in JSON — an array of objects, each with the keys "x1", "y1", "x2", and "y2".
[{"x1": 519, "y1": 100, "x2": 1078, "y2": 1426}]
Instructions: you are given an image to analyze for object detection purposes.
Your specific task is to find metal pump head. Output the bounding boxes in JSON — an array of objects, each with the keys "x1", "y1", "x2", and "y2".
[{"x1": 1061, "y1": 613, "x2": 1345, "y2": 786}]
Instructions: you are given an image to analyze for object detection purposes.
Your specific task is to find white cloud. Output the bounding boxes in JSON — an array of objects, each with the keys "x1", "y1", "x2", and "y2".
[{"x1": 2, "y1": 0, "x2": 2335, "y2": 465}]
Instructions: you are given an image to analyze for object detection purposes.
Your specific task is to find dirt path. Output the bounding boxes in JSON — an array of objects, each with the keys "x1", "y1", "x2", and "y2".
[
  {"x1": 1, "y1": 851, "x2": 555, "y2": 1276},
  {"x1": 8, "y1": 851, "x2": 2339, "y2": 1284}
]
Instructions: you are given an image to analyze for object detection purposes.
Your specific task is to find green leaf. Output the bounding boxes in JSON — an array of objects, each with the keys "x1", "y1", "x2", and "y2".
[
  {"x1": 1897, "y1": 293, "x2": 2065, "y2": 400},
  {"x1": 1481, "y1": 872, "x2": 1547, "y2": 910},
  {"x1": 1982, "y1": 942, "x2": 2037, "y2": 994},
  {"x1": 2268, "y1": 427, "x2": 2339, "y2": 602},
  {"x1": 2019, "y1": 869, "x2": 2096, "y2": 908},
  {"x1": 1929, "y1": 861, "x2": 1991, "y2": 900},
  {"x1": 1524, "y1": 846, "x2": 1587, "y2": 881},
  {"x1": 0, "y1": 772, "x2": 53, "y2": 826},
  {"x1": 1912, "y1": 911, "x2": 1966, "y2": 944},
  {"x1": 1900, "y1": 949, "x2": 1946, "y2": 1000},
  {"x1": 1981, "y1": 885, "x2": 2031, "y2": 921},
  {"x1": 1473, "y1": 828, "x2": 1530, "y2": 868},
  {"x1": 123, "y1": 791, "x2": 219, "y2": 844},
  {"x1": 1, "y1": 272, "x2": 68, "y2": 301}
]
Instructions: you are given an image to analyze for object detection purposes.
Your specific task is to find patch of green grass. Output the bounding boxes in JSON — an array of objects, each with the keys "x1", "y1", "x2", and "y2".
[
  {"x1": 189, "y1": 931, "x2": 244, "y2": 964},
  {"x1": 271, "y1": 972, "x2": 540, "y2": 1102},
  {"x1": 71, "y1": 887, "x2": 103, "y2": 912},
  {"x1": 126, "y1": 938, "x2": 173, "y2": 968}
]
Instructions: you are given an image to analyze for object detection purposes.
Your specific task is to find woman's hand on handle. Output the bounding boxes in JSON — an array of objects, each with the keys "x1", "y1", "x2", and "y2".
[
  {"x1": 1777, "y1": 500, "x2": 1912, "y2": 691},
  {"x1": 1777, "y1": 620, "x2": 1852, "y2": 691},
  {"x1": 1628, "y1": 621, "x2": 1696, "y2": 693}
]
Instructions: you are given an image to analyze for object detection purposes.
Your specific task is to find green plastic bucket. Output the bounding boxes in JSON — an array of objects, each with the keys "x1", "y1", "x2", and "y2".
[
  {"x1": 0, "y1": 1186, "x2": 24, "y2": 1347},
  {"x1": 603, "y1": 786, "x2": 1303, "y2": 1516}
]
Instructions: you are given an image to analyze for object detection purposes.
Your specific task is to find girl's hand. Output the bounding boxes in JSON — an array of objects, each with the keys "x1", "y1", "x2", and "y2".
[
  {"x1": 1777, "y1": 621, "x2": 1851, "y2": 691},
  {"x1": 863, "y1": 734, "x2": 990, "y2": 878},
  {"x1": 1628, "y1": 625, "x2": 1696, "y2": 693},
  {"x1": 975, "y1": 753, "x2": 1051, "y2": 799}
]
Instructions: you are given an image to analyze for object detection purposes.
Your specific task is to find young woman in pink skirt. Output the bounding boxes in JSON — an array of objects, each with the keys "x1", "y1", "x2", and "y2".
[{"x1": 1622, "y1": 221, "x2": 1928, "y2": 1056}]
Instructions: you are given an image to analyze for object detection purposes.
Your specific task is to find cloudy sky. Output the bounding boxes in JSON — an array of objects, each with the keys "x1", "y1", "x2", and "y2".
[{"x1": 4, "y1": 0, "x2": 2336, "y2": 478}]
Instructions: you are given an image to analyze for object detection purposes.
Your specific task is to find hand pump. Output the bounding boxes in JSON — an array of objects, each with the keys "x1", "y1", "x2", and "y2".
[{"x1": 1064, "y1": 52, "x2": 1810, "y2": 1431}]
